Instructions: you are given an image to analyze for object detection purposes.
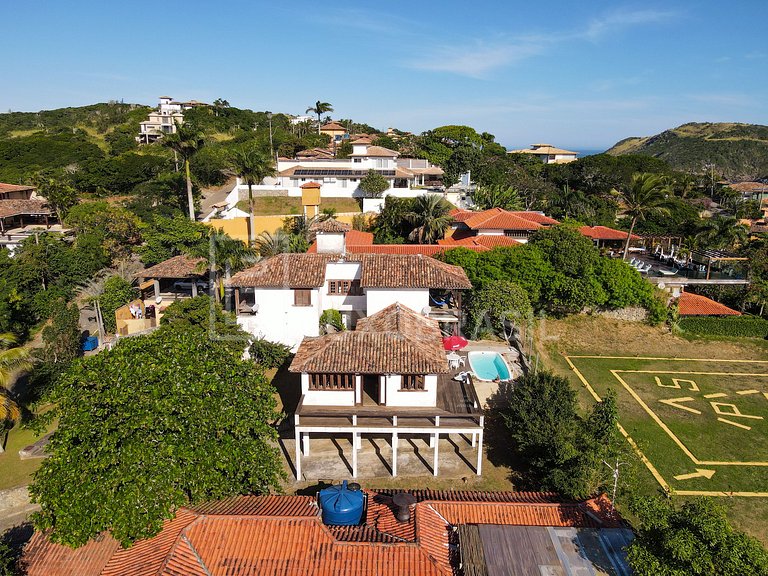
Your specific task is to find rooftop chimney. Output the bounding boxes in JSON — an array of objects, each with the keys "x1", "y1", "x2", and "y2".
[{"x1": 392, "y1": 492, "x2": 417, "y2": 523}]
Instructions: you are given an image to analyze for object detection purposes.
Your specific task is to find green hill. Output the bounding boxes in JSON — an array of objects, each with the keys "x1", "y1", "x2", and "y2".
[{"x1": 605, "y1": 122, "x2": 768, "y2": 181}]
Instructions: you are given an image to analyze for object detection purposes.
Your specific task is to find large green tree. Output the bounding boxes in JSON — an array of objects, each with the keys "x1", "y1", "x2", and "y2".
[
  {"x1": 627, "y1": 496, "x2": 768, "y2": 575},
  {"x1": 472, "y1": 184, "x2": 523, "y2": 210},
  {"x1": 30, "y1": 316, "x2": 282, "y2": 547},
  {"x1": 228, "y1": 144, "x2": 276, "y2": 246},
  {"x1": 359, "y1": 169, "x2": 390, "y2": 199},
  {"x1": 162, "y1": 121, "x2": 206, "y2": 220},
  {"x1": 305, "y1": 100, "x2": 334, "y2": 134},
  {"x1": 405, "y1": 194, "x2": 453, "y2": 244},
  {"x1": 615, "y1": 172, "x2": 673, "y2": 260}
]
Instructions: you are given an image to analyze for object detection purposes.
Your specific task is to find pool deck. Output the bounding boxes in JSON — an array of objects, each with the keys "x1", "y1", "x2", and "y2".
[{"x1": 453, "y1": 342, "x2": 524, "y2": 407}]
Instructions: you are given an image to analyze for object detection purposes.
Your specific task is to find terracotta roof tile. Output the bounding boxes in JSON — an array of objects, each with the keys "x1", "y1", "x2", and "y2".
[
  {"x1": 509, "y1": 211, "x2": 559, "y2": 225},
  {"x1": 579, "y1": 225, "x2": 640, "y2": 241},
  {"x1": 139, "y1": 255, "x2": 207, "y2": 279},
  {"x1": 678, "y1": 292, "x2": 741, "y2": 316},
  {"x1": 464, "y1": 208, "x2": 543, "y2": 231},
  {"x1": 290, "y1": 303, "x2": 447, "y2": 374},
  {"x1": 320, "y1": 121, "x2": 347, "y2": 131},
  {"x1": 191, "y1": 495, "x2": 318, "y2": 517},
  {"x1": 228, "y1": 254, "x2": 333, "y2": 288},
  {"x1": 310, "y1": 218, "x2": 351, "y2": 233},
  {"x1": 349, "y1": 145, "x2": 399, "y2": 157},
  {"x1": 300, "y1": 181, "x2": 322, "y2": 188},
  {"x1": 22, "y1": 531, "x2": 119, "y2": 576},
  {"x1": 438, "y1": 236, "x2": 521, "y2": 248},
  {"x1": 358, "y1": 254, "x2": 471, "y2": 289},
  {"x1": 0, "y1": 182, "x2": 35, "y2": 195},
  {"x1": 429, "y1": 502, "x2": 603, "y2": 528},
  {"x1": 0, "y1": 198, "x2": 51, "y2": 218}
]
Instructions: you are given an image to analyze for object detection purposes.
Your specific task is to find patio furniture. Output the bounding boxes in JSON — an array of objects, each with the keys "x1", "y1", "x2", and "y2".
[
  {"x1": 446, "y1": 352, "x2": 461, "y2": 370},
  {"x1": 458, "y1": 357, "x2": 466, "y2": 367},
  {"x1": 658, "y1": 268, "x2": 679, "y2": 276}
]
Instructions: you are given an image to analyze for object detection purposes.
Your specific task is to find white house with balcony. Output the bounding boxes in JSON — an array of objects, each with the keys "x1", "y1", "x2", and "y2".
[
  {"x1": 138, "y1": 96, "x2": 208, "y2": 144},
  {"x1": 507, "y1": 143, "x2": 578, "y2": 164},
  {"x1": 214, "y1": 140, "x2": 445, "y2": 214},
  {"x1": 226, "y1": 220, "x2": 471, "y2": 350},
  {"x1": 288, "y1": 302, "x2": 484, "y2": 480}
]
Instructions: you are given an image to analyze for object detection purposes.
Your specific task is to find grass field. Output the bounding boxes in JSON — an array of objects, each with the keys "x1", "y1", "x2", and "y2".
[
  {"x1": 566, "y1": 355, "x2": 768, "y2": 496},
  {"x1": 237, "y1": 197, "x2": 362, "y2": 216},
  {"x1": 537, "y1": 315, "x2": 768, "y2": 542}
]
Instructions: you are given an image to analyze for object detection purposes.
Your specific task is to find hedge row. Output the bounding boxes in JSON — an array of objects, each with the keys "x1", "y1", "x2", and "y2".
[{"x1": 678, "y1": 316, "x2": 768, "y2": 338}]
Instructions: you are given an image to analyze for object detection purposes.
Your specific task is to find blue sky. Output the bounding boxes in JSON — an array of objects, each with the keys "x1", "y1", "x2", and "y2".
[{"x1": 1, "y1": 1, "x2": 766, "y2": 149}]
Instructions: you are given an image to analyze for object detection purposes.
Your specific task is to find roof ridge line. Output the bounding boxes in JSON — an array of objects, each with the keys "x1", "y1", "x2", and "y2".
[
  {"x1": 179, "y1": 532, "x2": 213, "y2": 576},
  {"x1": 153, "y1": 513, "x2": 206, "y2": 576}
]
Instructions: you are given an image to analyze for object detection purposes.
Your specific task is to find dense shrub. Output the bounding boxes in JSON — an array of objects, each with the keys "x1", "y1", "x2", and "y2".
[
  {"x1": 319, "y1": 309, "x2": 344, "y2": 332},
  {"x1": 677, "y1": 316, "x2": 768, "y2": 338},
  {"x1": 249, "y1": 338, "x2": 292, "y2": 369},
  {"x1": 99, "y1": 276, "x2": 138, "y2": 334}
]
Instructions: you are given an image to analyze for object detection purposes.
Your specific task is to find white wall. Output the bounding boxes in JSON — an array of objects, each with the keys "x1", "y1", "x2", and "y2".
[
  {"x1": 383, "y1": 374, "x2": 437, "y2": 407},
  {"x1": 316, "y1": 232, "x2": 345, "y2": 254},
  {"x1": 237, "y1": 287, "x2": 320, "y2": 351},
  {"x1": 300, "y1": 373, "x2": 355, "y2": 406},
  {"x1": 366, "y1": 288, "x2": 429, "y2": 316}
]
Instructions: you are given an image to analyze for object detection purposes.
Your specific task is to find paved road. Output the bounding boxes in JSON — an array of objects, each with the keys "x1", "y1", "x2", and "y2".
[{"x1": 0, "y1": 487, "x2": 39, "y2": 534}]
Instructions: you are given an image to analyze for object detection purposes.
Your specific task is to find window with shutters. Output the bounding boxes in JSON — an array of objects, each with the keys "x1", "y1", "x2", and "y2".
[
  {"x1": 293, "y1": 289, "x2": 312, "y2": 306},
  {"x1": 400, "y1": 375, "x2": 426, "y2": 391},
  {"x1": 327, "y1": 279, "x2": 362, "y2": 296},
  {"x1": 308, "y1": 373, "x2": 355, "y2": 390}
]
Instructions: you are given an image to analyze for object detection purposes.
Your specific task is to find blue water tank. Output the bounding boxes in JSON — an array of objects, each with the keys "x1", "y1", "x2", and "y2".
[
  {"x1": 318, "y1": 481, "x2": 364, "y2": 526},
  {"x1": 81, "y1": 336, "x2": 98, "y2": 352}
]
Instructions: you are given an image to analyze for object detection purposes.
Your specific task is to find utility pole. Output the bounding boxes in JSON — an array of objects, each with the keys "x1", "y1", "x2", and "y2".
[{"x1": 266, "y1": 111, "x2": 276, "y2": 165}]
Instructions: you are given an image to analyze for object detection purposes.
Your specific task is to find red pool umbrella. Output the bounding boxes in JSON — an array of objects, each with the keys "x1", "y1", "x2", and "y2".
[{"x1": 442, "y1": 335, "x2": 469, "y2": 351}]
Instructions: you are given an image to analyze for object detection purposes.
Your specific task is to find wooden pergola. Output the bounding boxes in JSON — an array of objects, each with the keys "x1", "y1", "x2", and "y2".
[
  {"x1": 136, "y1": 255, "x2": 209, "y2": 300},
  {"x1": 690, "y1": 249, "x2": 749, "y2": 280}
]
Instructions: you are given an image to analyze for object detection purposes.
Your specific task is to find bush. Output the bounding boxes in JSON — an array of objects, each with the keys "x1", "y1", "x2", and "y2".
[
  {"x1": 249, "y1": 338, "x2": 292, "y2": 369},
  {"x1": 99, "y1": 276, "x2": 137, "y2": 334},
  {"x1": 319, "y1": 309, "x2": 344, "y2": 332},
  {"x1": 677, "y1": 316, "x2": 768, "y2": 338}
]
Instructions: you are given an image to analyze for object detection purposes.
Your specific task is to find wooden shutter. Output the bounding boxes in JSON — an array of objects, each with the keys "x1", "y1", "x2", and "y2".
[{"x1": 294, "y1": 289, "x2": 311, "y2": 306}]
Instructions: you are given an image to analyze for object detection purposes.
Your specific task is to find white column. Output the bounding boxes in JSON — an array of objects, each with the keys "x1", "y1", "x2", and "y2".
[
  {"x1": 302, "y1": 432, "x2": 310, "y2": 456},
  {"x1": 392, "y1": 432, "x2": 398, "y2": 477},
  {"x1": 352, "y1": 433, "x2": 358, "y2": 478},
  {"x1": 294, "y1": 426, "x2": 301, "y2": 481},
  {"x1": 192, "y1": 281, "x2": 198, "y2": 297},
  {"x1": 355, "y1": 375, "x2": 361, "y2": 404},
  {"x1": 471, "y1": 433, "x2": 476, "y2": 447},
  {"x1": 433, "y1": 432, "x2": 439, "y2": 476},
  {"x1": 476, "y1": 429, "x2": 484, "y2": 475},
  {"x1": 429, "y1": 433, "x2": 435, "y2": 448},
  {"x1": 153, "y1": 280, "x2": 160, "y2": 300}
]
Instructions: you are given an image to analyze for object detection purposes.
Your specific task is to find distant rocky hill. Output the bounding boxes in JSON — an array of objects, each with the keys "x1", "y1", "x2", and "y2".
[{"x1": 606, "y1": 122, "x2": 768, "y2": 181}]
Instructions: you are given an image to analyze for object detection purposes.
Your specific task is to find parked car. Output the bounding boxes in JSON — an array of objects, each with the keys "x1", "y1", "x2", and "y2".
[{"x1": 173, "y1": 279, "x2": 209, "y2": 292}]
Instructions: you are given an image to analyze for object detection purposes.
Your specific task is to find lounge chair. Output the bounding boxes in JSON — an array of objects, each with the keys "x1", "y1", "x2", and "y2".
[
  {"x1": 658, "y1": 268, "x2": 678, "y2": 276},
  {"x1": 639, "y1": 263, "x2": 653, "y2": 273}
]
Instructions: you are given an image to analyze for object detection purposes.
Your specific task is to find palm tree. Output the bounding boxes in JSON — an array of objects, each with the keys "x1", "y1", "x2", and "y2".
[
  {"x1": 405, "y1": 195, "x2": 453, "y2": 244},
  {"x1": 548, "y1": 184, "x2": 592, "y2": 220},
  {"x1": 162, "y1": 121, "x2": 205, "y2": 221},
  {"x1": 305, "y1": 101, "x2": 334, "y2": 134},
  {"x1": 615, "y1": 173, "x2": 673, "y2": 260},
  {"x1": 0, "y1": 334, "x2": 30, "y2": 388},
  {"x1": 192, "y1": 229, "x2": 258, "y2": 301},
  {"x1": 78, "y1": 272, "x2": 110, "y2": 345},
  {"x1": 255, "y1": 229, "x2": 291, "y2": 258},
  {"x1": 228, "y1": 144, "x2": 276, "y2": 246},
  {"x1": 695, "y1": 216, "x2": 749, "y2": 251},
  {"x1": 472, "y1": 184, "x2": 523, "y2": 211},
  {"x1": 1, "y1": 392, "x2": 21, "y2": 453}
]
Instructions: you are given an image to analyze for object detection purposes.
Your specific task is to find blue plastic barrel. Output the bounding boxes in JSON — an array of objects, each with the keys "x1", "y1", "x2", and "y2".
[
  {"x1": 318, "y1": 480, "x2": 364, "y2": 525},
  {"x1": 82, "y1": 336, "x2": 99, "y2": 352}
]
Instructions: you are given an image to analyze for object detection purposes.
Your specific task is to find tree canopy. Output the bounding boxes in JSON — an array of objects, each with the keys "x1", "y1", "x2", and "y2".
[{"x1": 30, "y1": 314, "x2": 283, "y2": 547}]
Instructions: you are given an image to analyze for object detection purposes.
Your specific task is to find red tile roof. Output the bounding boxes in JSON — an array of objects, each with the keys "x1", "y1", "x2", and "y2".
[
  {"x1": 0, "y1": 198, "x2": 51, "y2": 218},
  {"x1": 138, "y1": 255, "x2": 207, "y2": 279},
  {"x1": 290, "y1": 303, "x2": 447, "y2": 375},
  {"x1": 438, "y1": 236, "x2": 521, "y2": 249},
  {"x1": 677, "y1": 292, "x2": 741, "y2": 316},
  {"x1": 300, "y1": 181, "x2": 322, "y2": 188},
  {"x1": 0, "y1": 182, "x2": 35, "y2": 195},
  {"x1": 320, "y1": 121, "x2": 347, "y2": 132},
  {"x1": 508, "y1": 211, "x2": 560, "y2": 225},
  {"x1": 578, "y1": 225, "x2": 640, "y2": 241},
  {"x1": 349, "y1": 145, "x2": 399, "y2": 157},
  {"x1": 21, "y1": 491, "x2": 623, "y2": 576},
  {"x1": 310, "y1": 218, "x2": 350, "y2": 233}
]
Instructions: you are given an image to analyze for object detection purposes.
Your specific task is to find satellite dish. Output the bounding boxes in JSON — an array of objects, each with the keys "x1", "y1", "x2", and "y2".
[{"x1": 658, "y1": 282, "x2": 666, "y2": 290}]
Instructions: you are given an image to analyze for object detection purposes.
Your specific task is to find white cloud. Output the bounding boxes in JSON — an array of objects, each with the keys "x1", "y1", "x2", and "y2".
[{"x1": 582, "y1": 9, "x2": 679, "y2": 41}]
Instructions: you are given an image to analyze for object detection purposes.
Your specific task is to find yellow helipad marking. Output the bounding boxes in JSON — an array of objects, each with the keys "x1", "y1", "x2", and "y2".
[
  {"x1": 737, "y1": 390, "x2": 760, "y2": 395},
  {"x1": 564, "y1": 355, "x2": 768, "y2": 497},
  {"x1": 674, "y1": 468, "x2": 716, "y2": 481},
  {"x1": 718, "y1": 418, "x2": 752, "y2": 430},
  {"x1": 710, "y1": 402, "x2": 763, "y2": 420},
  {"x1": 704, "y1": 393, "x2": 728, "y2": 399},
  {"x1": 659, "y1": 397, "x2": 701, "y2": 414}
]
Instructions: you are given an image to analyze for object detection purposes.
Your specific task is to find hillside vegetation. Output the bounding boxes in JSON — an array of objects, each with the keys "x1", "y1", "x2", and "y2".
[{"x1": 606, "y1": 122, "x2": 768, "y2": 180}]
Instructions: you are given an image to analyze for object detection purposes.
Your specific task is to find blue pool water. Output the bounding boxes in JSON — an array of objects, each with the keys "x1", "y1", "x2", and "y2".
[{"x1": 467, "y1": 351, "x2": 511, "y2": 381}]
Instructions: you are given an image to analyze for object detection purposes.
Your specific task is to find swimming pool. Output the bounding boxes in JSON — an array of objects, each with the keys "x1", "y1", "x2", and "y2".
[{"x1": 467, "y1": 351, "x2": 512, "y2": 382}]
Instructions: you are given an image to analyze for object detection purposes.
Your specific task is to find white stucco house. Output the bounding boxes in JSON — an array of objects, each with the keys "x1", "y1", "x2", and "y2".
[
  {"x1": 138, "y1": 96, "x2": 208, "y2": 144},
  {"x1": 288, "y1": 302, "x2": 484, "y2": 480},
  {"x1": 214, "y1": 140, "x2": 445, "y2": 214},
  {"x1": 226, "y1": 219, "x2": 471, "y2": 350},
  {"x1": 507, "y1": 143, "x2": 579, "y2": 164}
]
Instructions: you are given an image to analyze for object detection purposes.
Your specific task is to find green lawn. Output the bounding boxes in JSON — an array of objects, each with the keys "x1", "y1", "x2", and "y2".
[
  {"x1": 0, "y1": 423, "x2": 53, "y2": 490},
  {"x1": 237, "y1": 196, "x2": 361, "y2": 216},
  {"x1": 536, "y1": 315, "x2": 768, "y2": 543}
]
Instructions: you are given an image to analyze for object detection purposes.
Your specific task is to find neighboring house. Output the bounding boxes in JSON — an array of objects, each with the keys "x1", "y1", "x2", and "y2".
[
  {"x1": 447, "y1": 207, "x2": 559, "y2": 243},
  {"x1": 219, "y1": 140, "x2": 445, "y2": 214},
  {"x1": 226, "y1": 227, "x2": 472, "y2": 349},
  {"x1": 507, "y1": 143, "x2": 579, "y2": 164},
  {"x1": 290, "y1": 302, "x2": 482, "y2": 479},
  {"x1": 319, "y1": 121, "x2": 348, "y2": 143},
  {"x1": 138, "y1": 96, "x2": 209, "y2": 144},
  {"x1": 579, "y1": 225, "x2": 642, "y2": 250},
  {"x1": 677, "y1": 291, "x2": 741, "y2": 316},
  {"x1": 21, "y1": 490, "x2": 632, "y2": 576},
  {"x1": 0, "y1": 183, "x2": 63, "y2": 253}
]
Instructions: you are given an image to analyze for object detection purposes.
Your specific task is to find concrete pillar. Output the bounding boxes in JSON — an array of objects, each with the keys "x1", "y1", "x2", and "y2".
[
  {"x1": 476, "y1": 429, "x2": 484, "y2": 475},
  {"x1": 294, "y1": 427, "x2": 301, "y2": 481},
  {"x1": 433, "y1": 432, "x2": 439, "y2": 476},
  {"x1": 302, "y1": 432, "x2": 310, "y2": 456},
  {"x1": 355, "y1": 375, "x2": 361, "y2": 404},
  {"x1": 392, "y1": 432, "x2": 398, "y2": 477},
  {"x1": 153, "y1": 280, "x2": 160, "y2": 301},
  {"x1": 429, "y1": 434, "x2": 435, "y2": 448},
  {"x1": 471, "y1": 433, "x2": 476, "y2": 448},
  {"x1": 191, "y1": 281, "x2": 198, "y2": 297},
  {"x1": 352, "y1": 433, "x2": 358, "y2": 478}
]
